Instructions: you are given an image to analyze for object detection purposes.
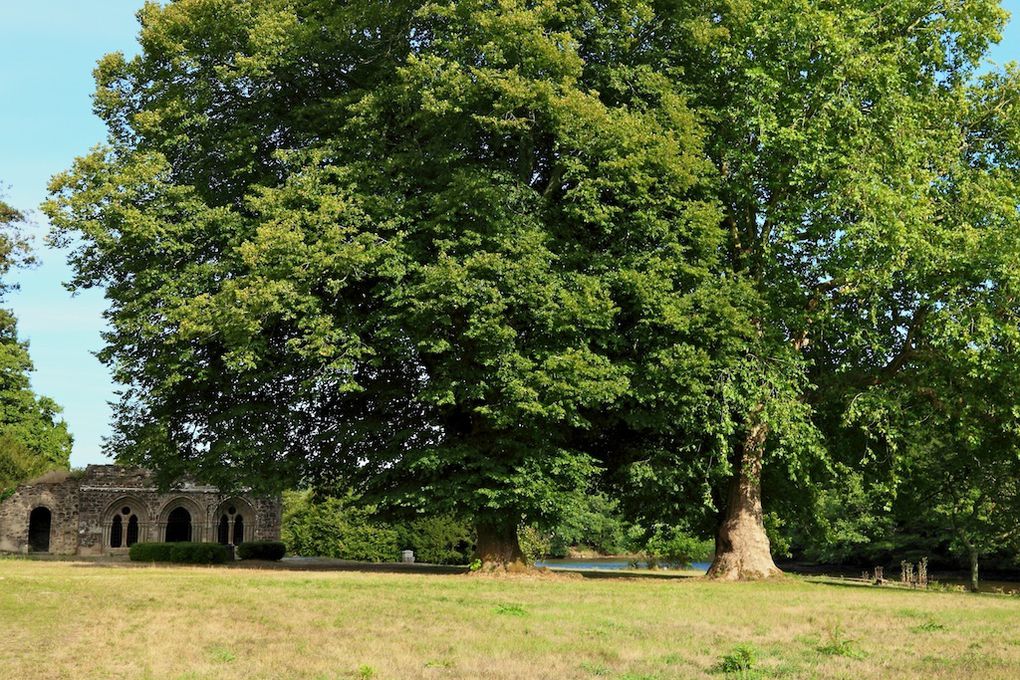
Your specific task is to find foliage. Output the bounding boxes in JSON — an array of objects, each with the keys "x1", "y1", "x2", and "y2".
[
  {"x1": 284, "y1": 490, "x2": 472, "y2": 564},
  {"x1": 779, "y1": 467, "x2": 899, "y2": 564},
  {"x1": 44, "y1": 0, "x2": 743, "y2": 559},
  {"x1": 546, "y1": 492, "x2": 629, "y2": 558},
  {"x1": 43, "y1": 0, "x2": 1020, "y2": 572},
  {"x1": 282, "y1": 490, "x2": 399, "y2": 562},
  {"x1": 129, "y1": 542, "x2": 230, "y2": 564},
  {"x1": 0, "y1": 435, "x2": 58, "y2": 494},
  {"x1": 493, "y1": 603, "x2": 527, "y2": 617},
  {"x1": 394, "y1": 515, "x2": 473, "y2": 566},
  {"x1": 236, "y1": 541, "x2": 286, "y2": 561},
  {"x1": 0, "y1": 197, "x2": 72, "y2": 495},
  {"x1": 817, "y1": 624, "x2": 865, "y2": 659},
  {"x1": 114, "y1": 541, "x2": 174, "y2": 562},
  {"x1": 169, "y1": 542, "x2": 230, "y2": 564},
  {"x1": 718, "y1": 645, "x2": 757, "y2": 673},
  {"x1": 640, "y1": 525, "x2": 713, "y2": 569},
  {"x1": 517, "y1": 525, "x2": 551, "y2": 565}
]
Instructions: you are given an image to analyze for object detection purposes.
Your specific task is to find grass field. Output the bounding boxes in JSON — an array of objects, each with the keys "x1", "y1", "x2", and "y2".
[{"x1": 1, "y1": 558, "x2": 1019, "y2": 679}]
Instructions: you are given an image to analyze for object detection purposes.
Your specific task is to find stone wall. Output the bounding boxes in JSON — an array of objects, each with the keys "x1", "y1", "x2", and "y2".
[
  {"x1": 0, "y1": 471, "x2": 80, "y2": 555},
  {"x1": 0, "y1": 465, "x2": 282, "y2": 556}
]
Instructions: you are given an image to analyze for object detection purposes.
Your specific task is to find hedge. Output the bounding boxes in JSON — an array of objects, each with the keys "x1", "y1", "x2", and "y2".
[
  {"x1": 237, "y1": 541, "x2": 286, "y2": 561},
  {"x1": 128, "y1": 542, "x2": 175, "y2": 562},
  {"x1": 129, "y1": 542, "x2": 230, "y2": 564}
]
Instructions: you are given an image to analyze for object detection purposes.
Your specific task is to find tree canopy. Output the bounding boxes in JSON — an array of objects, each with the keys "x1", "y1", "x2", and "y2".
[
  {"x1": 0, "y1": 198, "x2": 73, "y2": 493},
  {"x1": 45, "y1": 0, "x2": 1020, "y2": 574}
]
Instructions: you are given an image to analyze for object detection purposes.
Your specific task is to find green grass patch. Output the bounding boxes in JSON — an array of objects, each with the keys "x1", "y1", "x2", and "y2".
[
  {"x1": 493, "y1": 602, "x2": 527, "y2": 616},
  {"x1": 0, "y1": 560, "x2": 1018, "y2": 679}
]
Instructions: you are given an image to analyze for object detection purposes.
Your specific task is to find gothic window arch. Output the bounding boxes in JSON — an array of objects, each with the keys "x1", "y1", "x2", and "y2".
[
  {"x1": 215, "y1": 498, "x2": 255, "y2": 545},
  {"x1": 104, "y1": 498, "x2": 146, "y2": 549}
]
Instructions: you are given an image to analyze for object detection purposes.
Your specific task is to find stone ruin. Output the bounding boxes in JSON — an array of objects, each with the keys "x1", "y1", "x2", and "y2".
[{"x1": 0, "y1": 465, "x2": 281, "y2": 556}]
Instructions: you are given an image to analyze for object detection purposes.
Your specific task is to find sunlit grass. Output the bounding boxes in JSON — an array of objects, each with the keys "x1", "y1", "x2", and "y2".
[{"x1": 0, "y1": 557, "x2": 1018, "y2": 678}]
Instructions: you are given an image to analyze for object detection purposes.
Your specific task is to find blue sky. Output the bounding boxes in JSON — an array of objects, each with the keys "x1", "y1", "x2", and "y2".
[{"x1": 2, "y1": 1, "x2": 1020, "y2": 467}]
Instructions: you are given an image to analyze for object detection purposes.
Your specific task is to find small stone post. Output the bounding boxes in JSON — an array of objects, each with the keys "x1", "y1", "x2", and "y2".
[{"x1": 901, "y1": 561, "x2": 914, "y2": 587}]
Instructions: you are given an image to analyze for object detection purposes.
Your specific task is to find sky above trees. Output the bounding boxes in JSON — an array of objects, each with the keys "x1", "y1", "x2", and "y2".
[{"x1": 2, "y1": 0, "x2": 1020, "y2": 467}]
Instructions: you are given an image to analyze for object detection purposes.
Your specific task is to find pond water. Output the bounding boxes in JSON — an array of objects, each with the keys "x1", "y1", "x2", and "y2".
[{"x1": 536, "y1": 557, "x2": 711, "y2": 573}]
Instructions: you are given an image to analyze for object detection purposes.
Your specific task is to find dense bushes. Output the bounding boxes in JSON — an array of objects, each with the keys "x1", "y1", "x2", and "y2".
[
  {"x1": 171, "y1": 543, "x2": 230, "y2": 564},
  {"x1": 282, "y1": 489, "x2": 716, "y2": 568},
  {"x1": 395, "y1": 516, "x2": 474, "y2": 565},
  {"x1": 520, "y1": 518, "x2": 714, "y2": 567},
  {"x1": 282, "y1": 491, "x2": 476, "y2": 564},
  {"x1": 283, "y1": 491, "x2": 400, "y2": 562},
  {"x1": 279, "y1": 488, "x2": 715, "y2": 567},
  {"x1": 237, "y1": 541, "x2": 286, "y2": 561},
  {"x1": 128, "y1": 542, "x2": 174, "y2": 562},
  {"x1": 641, "y1": 526, "x2": 714, "y2": 568},
  {"x1": 129, "y1": 542, "x2": 230, "y2": 564},
  {"x1": 544, "y1": 493, "x2": 630, "y2": 558}
]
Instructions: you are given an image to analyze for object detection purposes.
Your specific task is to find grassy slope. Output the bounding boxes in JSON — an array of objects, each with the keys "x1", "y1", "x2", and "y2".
[{"x1": 0, "y1": 558, "x2": 1018, "y2": 679}]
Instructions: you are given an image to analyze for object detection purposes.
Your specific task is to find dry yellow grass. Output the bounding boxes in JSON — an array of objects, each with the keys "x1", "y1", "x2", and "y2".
[{"x1": 0, "y1": 557, "x2": 1018, "y2": 679}]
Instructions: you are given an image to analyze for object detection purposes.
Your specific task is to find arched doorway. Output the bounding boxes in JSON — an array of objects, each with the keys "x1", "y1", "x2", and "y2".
[
  {"x1": 28, "y1": 507, "x2": 51, "y2": 553},
  {"x1": 165, "y1": 507, "x2": 192, "y2": 542}
]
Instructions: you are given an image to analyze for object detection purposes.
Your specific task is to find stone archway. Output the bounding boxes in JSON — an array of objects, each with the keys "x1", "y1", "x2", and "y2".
[
  {"x1": 155, "y1": 497, "x2": 204, "y2": 544},
  {"x1": 28, "y1": 507, "x2": 51, "y2": 553},
  {"x1": 165, "y1": 507, "x2": 192, "y2": 542}
]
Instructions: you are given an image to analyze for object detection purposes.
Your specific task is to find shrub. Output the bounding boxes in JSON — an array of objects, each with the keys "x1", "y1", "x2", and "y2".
[
  {"x1": 129, "y1": 542, "x2": 229, "y2": 564},
  {"x1": 237, "y1": 541, "x2": 286, "y2": 561},
  {"x1": 395, "y1": 515, "x2": 474, "y2": 565},
  {"x1": 282, "y1": 490, "x2": 399, "y2": 562},
  {"x1": 518, "y1": 525, "x2": 552, "y2": 564},
  {"x1": 719, "y1": 644, "x2": 757, "y2": 673},
  {"x1": 128, "y1": 542, "x2": 175, "y2": 562},
  {"x1": 170, "y1": 542, "x2": 230, "y2": 564}
]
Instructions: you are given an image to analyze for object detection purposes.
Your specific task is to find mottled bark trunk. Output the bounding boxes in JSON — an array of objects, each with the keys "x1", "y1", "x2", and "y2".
[
  {"x1": 706, "y1": 418, "x2": 782, "y2": 580},
  {"x1": 475, "y1": 519, "x2": 525, "y2": 569},
  {"x1": 968, "y1": 546, "x2": 980, "y2": 593}
]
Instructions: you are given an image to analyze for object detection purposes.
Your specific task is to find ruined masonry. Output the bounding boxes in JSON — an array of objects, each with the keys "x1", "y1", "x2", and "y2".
[{"x1": 0, "y1": 465, "x2": 281, "y2": 555}]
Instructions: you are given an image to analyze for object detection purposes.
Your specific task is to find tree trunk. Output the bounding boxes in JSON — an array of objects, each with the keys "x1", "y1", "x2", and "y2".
[
  {"x1": 475, "y1": 519, "x2": 526, "y2": 570},
  {"x1": 706, "y1": 419, "x2": 782, "y2": 580},
  {"x1": 968, "y1": 546, "x2": 980, "y2": 593}
]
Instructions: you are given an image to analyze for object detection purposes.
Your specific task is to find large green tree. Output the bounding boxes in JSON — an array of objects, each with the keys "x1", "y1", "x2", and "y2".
[
  {"x1": 636, "y1": 0, "x2": 1020, "y2": 579},
  {"x1": 46, "y1": 0, "x2": 745, "y2": 565},
  {"x1": 46, "y1": 0, "x2": 1020, "y2": 576},
  {"x1": 0, "y1": 197, "x2": 73, "y2": 492}
]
